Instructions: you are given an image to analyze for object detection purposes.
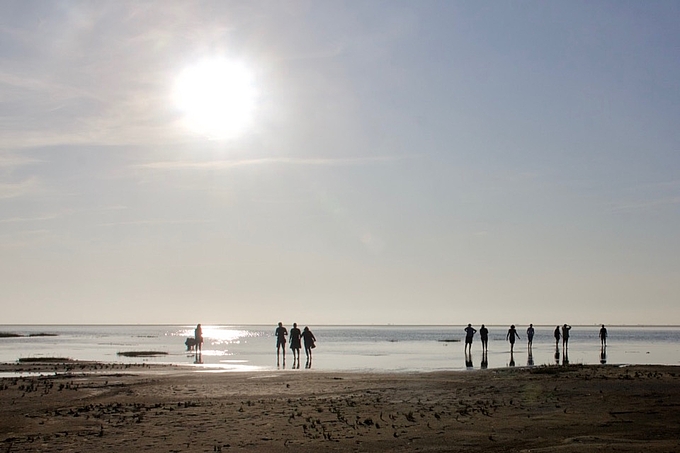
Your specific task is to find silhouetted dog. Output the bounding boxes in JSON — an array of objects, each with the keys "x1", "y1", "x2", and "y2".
[{"x1": 185, "y1": 337, "x2": 198, "y2": 351}]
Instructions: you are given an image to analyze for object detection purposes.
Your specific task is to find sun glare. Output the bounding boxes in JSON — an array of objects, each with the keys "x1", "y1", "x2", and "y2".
[{"x1": 174, "y1": 58, "x2": 257, "y2": 139}]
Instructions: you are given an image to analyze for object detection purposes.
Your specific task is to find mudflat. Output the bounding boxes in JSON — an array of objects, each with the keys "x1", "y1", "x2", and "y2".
[{"x1": 1, "y1": 363, "x2": 679, "y2": 452}]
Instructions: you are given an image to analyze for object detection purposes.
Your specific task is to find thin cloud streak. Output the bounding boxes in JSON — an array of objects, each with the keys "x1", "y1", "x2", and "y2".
[
  {"x1": 0, "y1": 178, "x2": 38, "y2": 199},
  {"x1": 134, "y1": 155, "x2": 413, "y2": 170},
  {"x1": 0, "y1": 229, "x2": 53, "y2": 248},
  {"x1": 0, "y1": 155, "x2": 42, "y2": 168},
  {"x1": 0, "y1": 214, "x2": 61, "y2": 224},
  {"x1": 610, "y1": 196, "x2": 680, "y2": 213},
  {"x1": 97, "y1": 219, "x2": 211, "y2": 227}
]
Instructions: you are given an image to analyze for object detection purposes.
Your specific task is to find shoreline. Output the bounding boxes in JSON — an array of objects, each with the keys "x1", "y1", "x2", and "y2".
[{"x1": 2, "y1": 363, "x2": 680, "y2": 452}]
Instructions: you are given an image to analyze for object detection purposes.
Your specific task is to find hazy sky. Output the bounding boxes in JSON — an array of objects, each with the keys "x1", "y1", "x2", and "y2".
[{"x1": 1, "y1": 1, "x2": 679, "y2": 325}]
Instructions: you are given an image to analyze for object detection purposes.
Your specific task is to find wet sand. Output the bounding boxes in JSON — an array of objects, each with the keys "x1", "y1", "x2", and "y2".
[{"x1": 1, "y1": 362, "x2": 679, "y2": 452}]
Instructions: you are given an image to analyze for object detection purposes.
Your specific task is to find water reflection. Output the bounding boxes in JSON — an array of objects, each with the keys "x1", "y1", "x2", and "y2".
[
  {"x1": 527, "y1": 348, "x2": 534, "y2": 367},
  {"x1": 600, "y1": 346, "x2": 607, "y2": 364},
  {"x1": 481, "y1": 351, "x2": 488, "y2": 369},
  {"x1": 508, "y1": 350, "x2": 515, "y2": 367},
  {"x1": 465, "y1": 350, "x2": 473, "y2": 370}
]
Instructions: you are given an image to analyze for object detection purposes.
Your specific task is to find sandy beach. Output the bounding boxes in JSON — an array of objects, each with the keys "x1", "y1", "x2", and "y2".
[{"x1": 1, "y1": 362, "x2": 679, "y2": 452}]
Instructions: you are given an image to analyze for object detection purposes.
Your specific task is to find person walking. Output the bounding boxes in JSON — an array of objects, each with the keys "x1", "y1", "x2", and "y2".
[
  {"x1": 479, "y1": 324, "x2": 489, "y2": 351},
  {"x1": 301, "y1": 326, "x2": 317, "y2": 360},
  {"x1": 275, "y1": 322, "x2": 288, "y2": 363},
  {"x1": 526, "y1": 324, "x2": 535, "y2": 348},
  {"x1": 599, "y1": 324, "x2": 608, "y2": 347},
  {"x1": 289, "y1": 323, "x2": 302, "y2": 367},
  {"x1": 506, "y1": 325, "x2": 520, "y2": 353},
  {"x1": 464, "y1": 324, "x2": 477, "y2": 353}
]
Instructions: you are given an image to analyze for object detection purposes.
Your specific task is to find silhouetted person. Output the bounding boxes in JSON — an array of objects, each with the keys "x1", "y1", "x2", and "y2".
[
  {"x1": 506, "y1": 325, "x2": 520, "y2": 353},
  {"x1": 554, "y1": 326, "x2": 561, "y2": 347},
  {"x1": 275, "y1": 322, "x2": 287, "y2": 365},
  {"x1": 194, "y1": 324, "x2": 203, "y2": 353},
  {"x1": 599, "y1": 324, "x2": 608, "y2": 347},
  {"x1": 464, "y1": 324, "x2": 477, "y2": 353},
  {"x1": 526, "y1": 324, "x2": 535, "y2": 348},
  {"x1": 479, "y1": 324, "x2": 489, "y2": 351},
  {"x1": 481, "y1": 350, "x2": 488, "y2": 369},
  {"x1": 562, "y1": 324, "x2": 572, "y2": 349},
  {"x1": 301, "y1": 326, "x2": 316, "y2": 361},
  {"x1": 289, "y1": 323, "x2": 302, "y2": 368}
]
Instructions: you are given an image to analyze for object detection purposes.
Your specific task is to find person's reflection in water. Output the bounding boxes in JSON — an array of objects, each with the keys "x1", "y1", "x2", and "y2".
[
  {"x1": 508, "y1": 350, "x2": 515, "y2": 367},
  {"x1": 194, "y1": 351, "x2": 203, "y2": 364},
  {"x1": 600, "y1": 346, "x2": 607, "y2": 365},
  {"x1": 527, "y1": 348, "x2": 534, "y2": 367},
  {"x1": 465, "y1": 350, "x2": 473, "y2": 370},
  {"x1": 481, "y1": 350, "x2": 488, "y2": 369},
  {"x1": 554, "y1": 345, "x2": 560, "y2": 365},
  {"x1": 562, "y1": 349, "x2": 570, "y2": 366}
]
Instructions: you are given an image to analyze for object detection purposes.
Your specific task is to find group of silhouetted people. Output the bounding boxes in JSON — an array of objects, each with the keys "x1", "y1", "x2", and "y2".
[
  {"x1": 464, "y1": 323, "x2": 609, "y2": 351},
  {"x1": 275, "y1": 322, "x2": 316, "y2": 369},
  {"x1": 462, "y1": 323, "x2": 610, "y2": 367}
]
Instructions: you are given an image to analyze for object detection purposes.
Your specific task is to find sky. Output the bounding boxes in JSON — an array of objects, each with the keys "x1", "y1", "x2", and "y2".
[{"x1": 1, "y1": 1, "x2": 679, "y2": 325}]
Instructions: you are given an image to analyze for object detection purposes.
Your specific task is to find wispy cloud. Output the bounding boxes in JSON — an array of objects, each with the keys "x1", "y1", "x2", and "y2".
[
  {"x1": 134, "y1": 155, "x2": 411, "y2": 170},
  {"x1": 97, "y1": 219, "x2": 211, "y2": 227},
  {"x1": 0, "y1": 178, "x2": 38, "y2": 199},
  {"x1": 0, "y1": 153, "x2": 42, "y2": 168},
  {"x1": 610, "y1": 197, "x2": 680, "y2": 213},
  {"x1": 0, "y1": 213, "x2": 61, "y2": 224},
  {"x1": 0, "y1": 229, "x2": 53, "y2": 248}
]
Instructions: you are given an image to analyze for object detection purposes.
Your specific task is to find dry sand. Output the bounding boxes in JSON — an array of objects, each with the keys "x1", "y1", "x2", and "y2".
[{"x1": 1, "y1": 362, "x2": 679, "y2": 452}]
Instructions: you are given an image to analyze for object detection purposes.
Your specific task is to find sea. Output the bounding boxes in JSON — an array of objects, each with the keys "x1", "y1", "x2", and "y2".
[{"x1": 1, "y1": 325, "x2": 679, "y2": 373}]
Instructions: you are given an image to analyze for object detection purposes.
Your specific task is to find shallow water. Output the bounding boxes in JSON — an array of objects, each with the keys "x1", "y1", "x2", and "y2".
[{"x1": 0, "y1": 325, "x2": 678, "y2": 372}]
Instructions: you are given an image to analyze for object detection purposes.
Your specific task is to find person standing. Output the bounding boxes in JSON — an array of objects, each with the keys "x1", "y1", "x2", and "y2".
[
  {"x1": 194, "y1": 324, "x2": 203, "y2": 353},
  {"x1": 562, "y1": 324, "x2": 572, "y2": 349},
  {"x1": 289, "y1": 323, "x2": 302, "y2": 367},
  {"x1": 275, "y1": 322, "x2": 288, "y2": 363},
  {"x1": 506, "y1": 325, "x2": 520, "y2": 353},
  {"x1": 553, "y1": 326, "x2": 561, "y2": 347},
  {"x1": 479, "y1": 324, "x2": 489, "y2": 352},
  {"x1": 464, "y1": 324, "x2": 477, "y2": 353},
  {"x1": 599, "y1": 324, "x2": 608, "y2": 347},
  {"x1": 526, "y1": 324, "x2": 535, "y2": 348}
]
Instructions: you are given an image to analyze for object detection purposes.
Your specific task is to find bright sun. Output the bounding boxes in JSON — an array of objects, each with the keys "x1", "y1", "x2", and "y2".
[{"x1": 174, "y1": 58, "x2": 257, "y2": 139}]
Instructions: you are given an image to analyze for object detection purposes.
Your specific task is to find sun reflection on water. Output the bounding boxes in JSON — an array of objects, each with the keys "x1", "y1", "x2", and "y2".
[{"x1": 174, "y1": 326, "x2": 264, "y2": 346}]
